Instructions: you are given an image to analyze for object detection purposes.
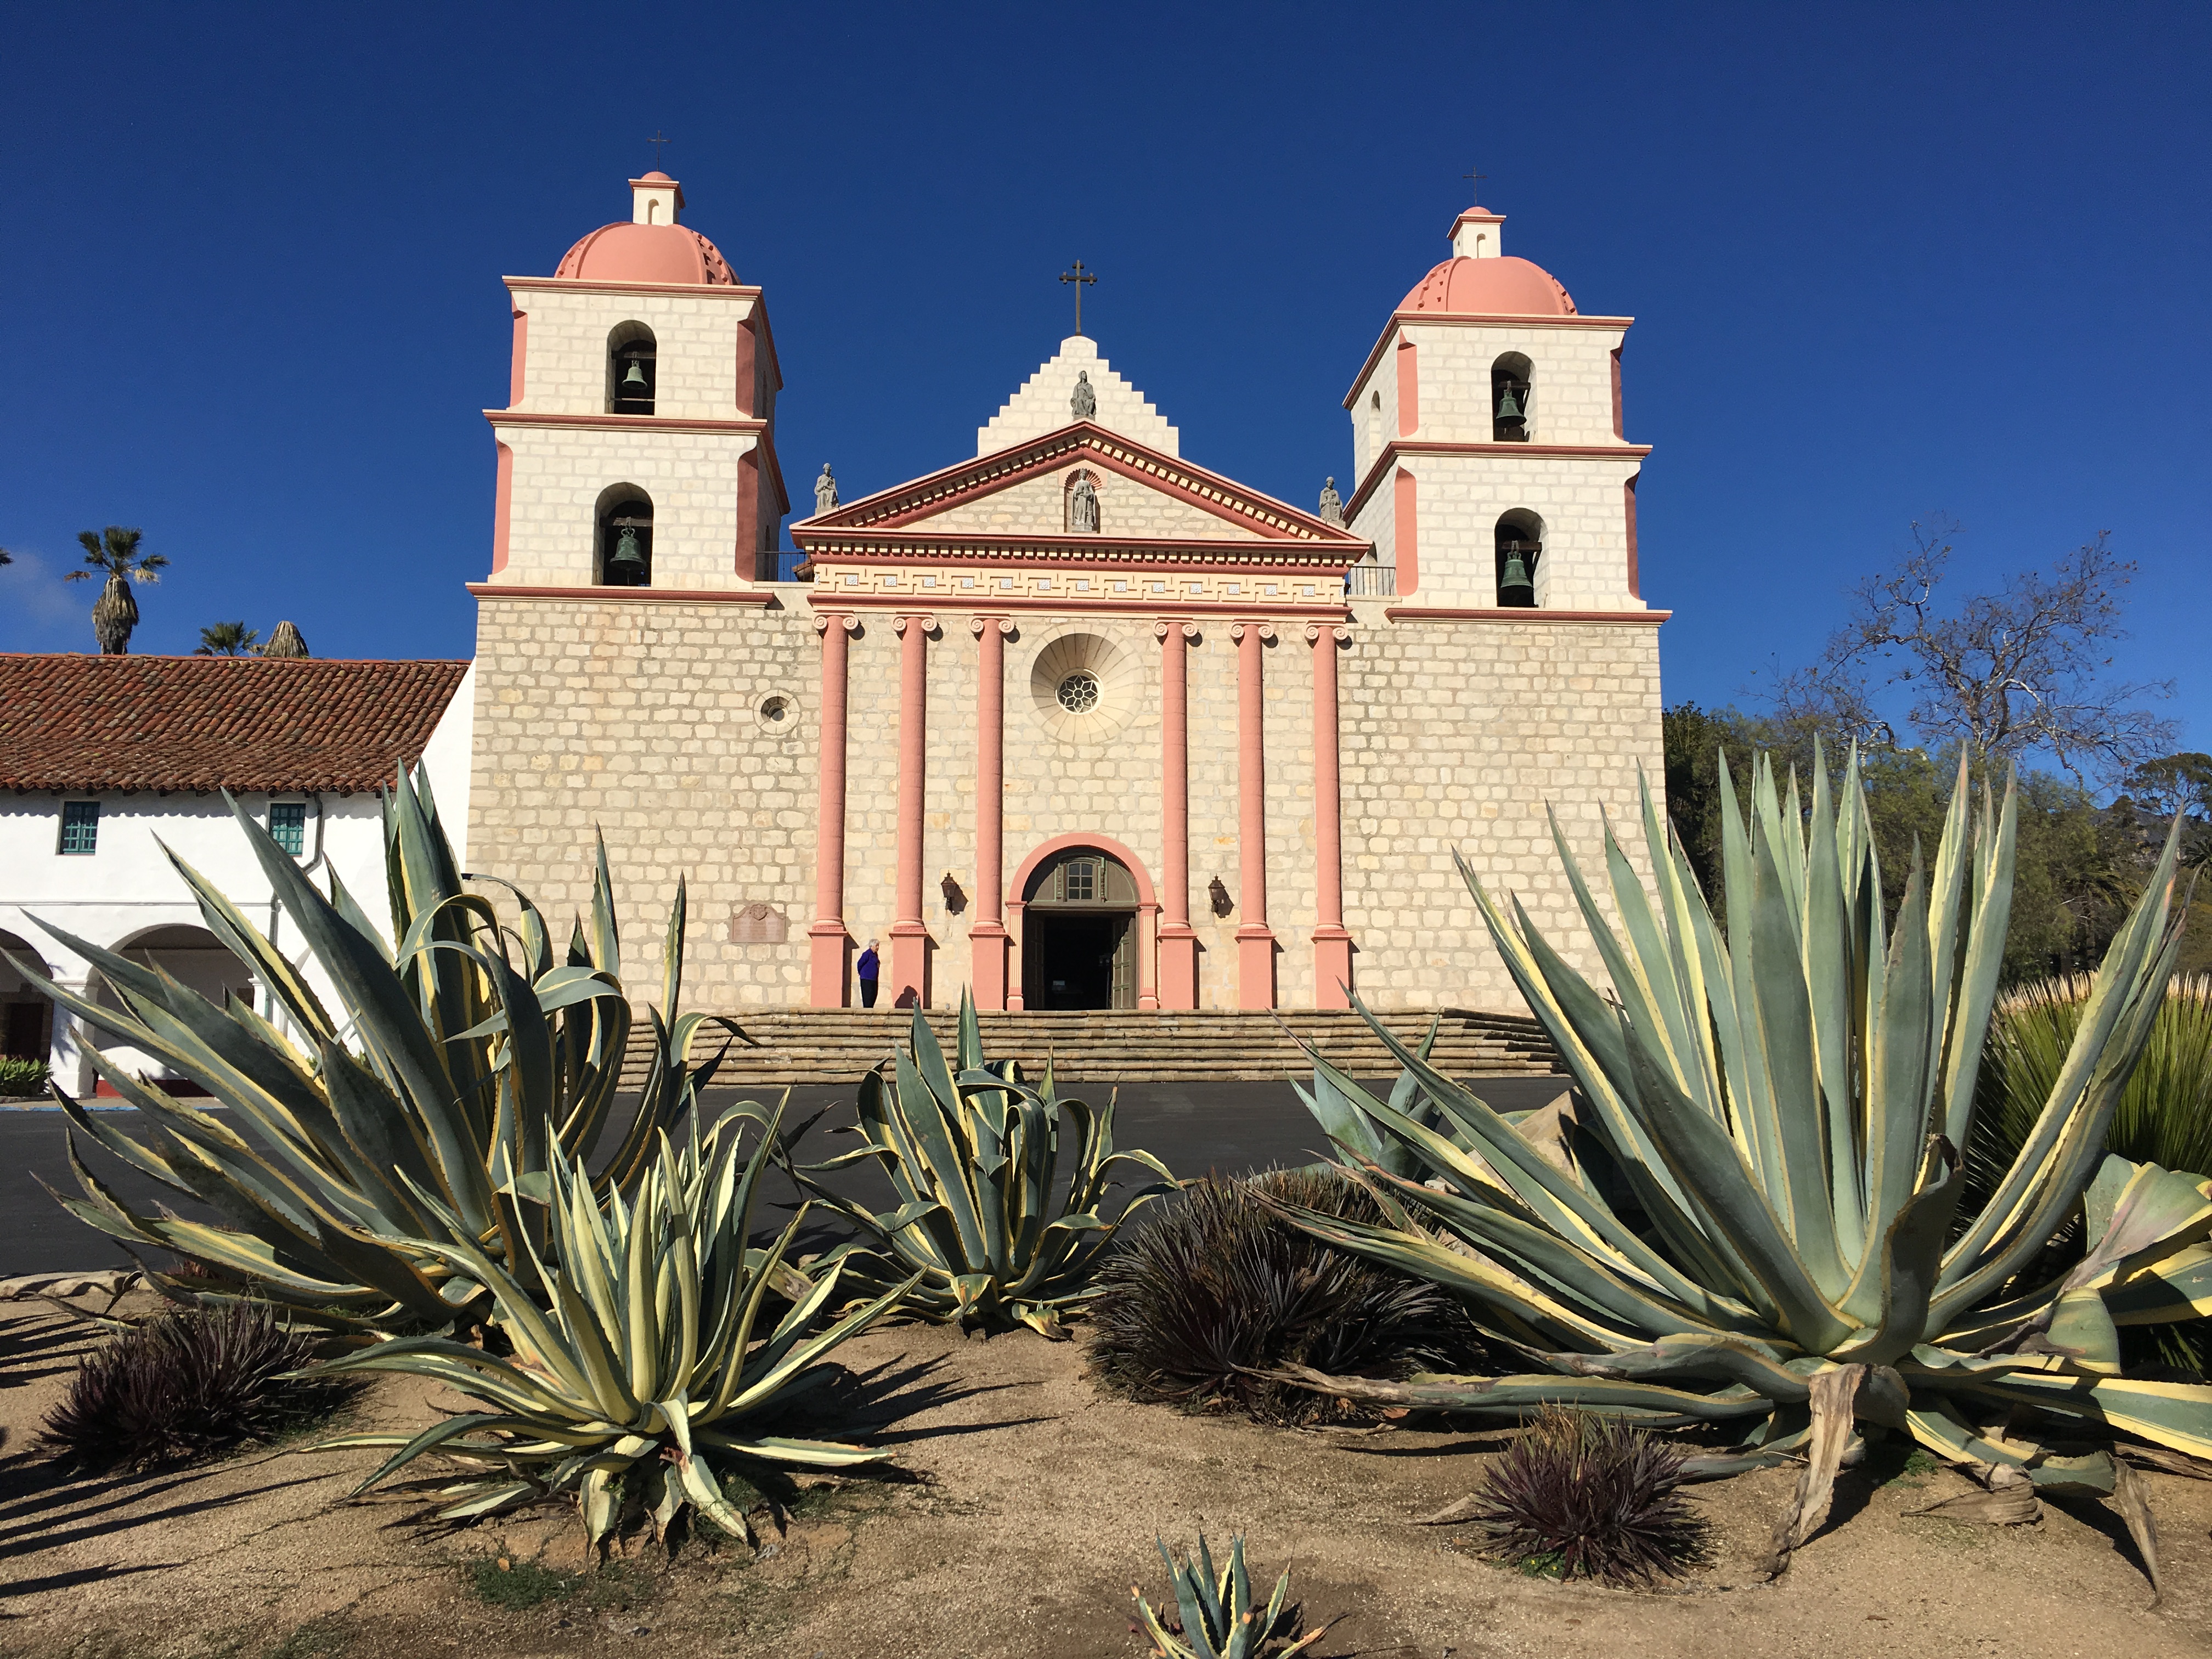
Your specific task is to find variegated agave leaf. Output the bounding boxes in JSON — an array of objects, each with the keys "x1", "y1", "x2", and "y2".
[
  {"x1": 8, "y1": 766, "x2": 724, "y2": 1335},
  {"x1": 1278, "y1": 746, "x2": 2211, "y2": 1524},
  {"x1": 309, "y1": 1097, "x2": 919, "y2": 1552},
  {"x1": 1130, "y1": 1532, "x2": 1332, "y2": 1659},
  {"x1": 794, "y1": 989, "x2": 1177, "y2": 1335}
]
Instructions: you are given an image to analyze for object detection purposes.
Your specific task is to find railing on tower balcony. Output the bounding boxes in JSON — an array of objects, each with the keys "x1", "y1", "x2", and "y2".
[
  {"x1": 1344, "y1": 563, "x2": 1397, "y2": 598},
  {"x1": 772, "y1": 550, "x2": 812, "y2": 583}
]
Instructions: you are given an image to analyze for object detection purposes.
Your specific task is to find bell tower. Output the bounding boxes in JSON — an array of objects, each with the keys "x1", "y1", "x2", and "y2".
[
  {"x1": 481, "y1": 172, "x2": 788, "y2": 590},
  {"x1": 1341, "y1": 197, "x2": 1650, "y2": 611}
]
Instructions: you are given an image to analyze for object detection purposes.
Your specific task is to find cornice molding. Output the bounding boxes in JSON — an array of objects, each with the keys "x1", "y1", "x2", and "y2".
[
  {"x1": 504, "y1": 275, "x2": 765, "y2": 301},
  {"x1": 1345, "y1": 438, "x2": 1649, "y2": 520},
  {"x1": 809, "y1": 592, "x2": 1348, "y2": 623},
  {"x1": 795, "y1": 533, "x2": 1366, "y2": 572},
  {"x1": 466, "y1": 583, "x2": 780, "y2": 606},
  {"x1": 1380, "y1": 606, "x2": 1670, "y2": 625},
  {"x1": 486, "y1": 410, "x2": 771, "y2": 437}
]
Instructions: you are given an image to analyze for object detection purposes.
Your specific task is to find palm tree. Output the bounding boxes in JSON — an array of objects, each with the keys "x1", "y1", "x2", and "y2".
[
  {"x1": 0, "y1": 547, "x2": 13, "y2": 568},
  {"x1": 65, "y1": 527, "x2": 168, "y2": 654},
  {"x1": 194, "y1": 621, "x2": 263, "y2": 656}
]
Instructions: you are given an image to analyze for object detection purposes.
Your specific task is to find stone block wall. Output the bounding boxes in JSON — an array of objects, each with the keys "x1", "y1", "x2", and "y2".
[
  {"x1": 509, "y1": 284, "x2": 761, "y2": 421},
  {"x1": 1336, "y1": 601, "x2": 1663, "y2": 1007},
  {"x1": 493, "y1": 425, "x2": 760, "y2": 589},
  {"x1": 1396, "y1": 320, "x2": 1624, "y2": 448},
  {"x1": 468, "y1": 597, "x2": 1662, "y2": 1016},
  {"x1": 468, "y1": 597, "x2": 821, "y2": 1006},
  {"x1": 1392, "y1": 452, "x2": 1644, "y2": 610},
  {"x1": 978, "y1": 336, "x2": 1179, "y2": 457}
]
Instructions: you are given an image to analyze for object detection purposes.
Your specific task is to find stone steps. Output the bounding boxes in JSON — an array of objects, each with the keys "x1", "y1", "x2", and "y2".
[{"x1": 618, "y1": 1007, "x2": 1560, "y2": 1089}]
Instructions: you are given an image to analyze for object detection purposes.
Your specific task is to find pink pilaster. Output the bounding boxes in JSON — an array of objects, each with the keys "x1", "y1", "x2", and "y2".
[
  {"x1": 808, "y1": 613, "x2": 858, "y2": 1005},
  {"x1": 1232, "y1": 620, "x2": 1277, "y2": 1008},
  {"x1": 890, "y1": 613, "x2": 934, "y2": 1007},
  {"x1": 969, "y1": 616, "x2": 1011, "y2": 1009},
  {"x1": 1155, "y1": 619, "x2": 1198, "y2": 1008},
  {"x1": 1308, "y1": 622, "x2": 1353, "y2": 1006}
]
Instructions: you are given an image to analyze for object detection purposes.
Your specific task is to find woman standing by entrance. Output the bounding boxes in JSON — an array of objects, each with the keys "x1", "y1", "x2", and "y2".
[{"x1": 856, "y1": 938, "x2": 880, "y2": 1007}]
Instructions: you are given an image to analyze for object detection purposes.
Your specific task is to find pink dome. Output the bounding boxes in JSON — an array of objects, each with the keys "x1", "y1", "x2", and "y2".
[
  {"x1": 555, "y1": 221, "x2": 736, "y2": 286},
  {"x1": 1399, "y1": 255, "x2": 1576, "y2": 317}
]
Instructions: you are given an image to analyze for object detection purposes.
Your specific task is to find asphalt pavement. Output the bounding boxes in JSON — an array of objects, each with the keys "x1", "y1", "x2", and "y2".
[{"x1": 0, "y1": 1073, "x2": 1573, "y2": 1278}]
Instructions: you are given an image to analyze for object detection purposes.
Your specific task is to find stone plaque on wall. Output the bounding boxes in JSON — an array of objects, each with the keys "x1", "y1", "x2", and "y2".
[{"x1": 727, "y1": 904, "x2": 788, "y2": 945}]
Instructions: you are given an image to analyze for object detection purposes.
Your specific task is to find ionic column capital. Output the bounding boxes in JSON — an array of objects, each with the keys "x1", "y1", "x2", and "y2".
[
  {"x1": 1304, "y1": 622, "x2": 1352, "y2": 644},
  {"x1": 1229, "y1": 620, "x2": 1276, "y2": 644}
]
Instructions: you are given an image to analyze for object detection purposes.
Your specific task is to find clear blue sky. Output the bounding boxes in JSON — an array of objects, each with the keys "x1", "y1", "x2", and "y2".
[{"x1": 2, "y1": 3, "x2": 2205, "y2": 765}]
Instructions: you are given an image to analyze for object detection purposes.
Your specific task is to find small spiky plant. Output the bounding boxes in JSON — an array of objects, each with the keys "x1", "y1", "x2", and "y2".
[
  {"x1": 1468, "y1": 1408, "x2": 1713, "y2": 1587},
  {"x1": 1131, "y1": 1533, "x2": 1334, "y2": 1659},
  {"x1": 41, "y1": 1301, "x2": 354, "y2": 1472},
  {"x1": 1088, "y1": 1167, "x2": 1481, "y2": 1423}
]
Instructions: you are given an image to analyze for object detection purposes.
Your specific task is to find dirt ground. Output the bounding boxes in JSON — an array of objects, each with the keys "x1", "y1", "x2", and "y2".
[{"x1": 2, "y1": 1296, "x2": 2208, "y2": 1659}]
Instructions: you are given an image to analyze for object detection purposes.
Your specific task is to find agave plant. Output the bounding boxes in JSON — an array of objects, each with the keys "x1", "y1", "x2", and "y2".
[
  {"x1": 1274, "y1": 749, "x2": 2211, "y2": 1556},
  {"x1": 1130, "y1": 1533, "x2": 1332, "y2": 1659},
  {"x1": 10, "y1": 769, "x2": 720, "y2": 1334},
  {"x1": 312, "y1": 1099, "x2": 919, "y2": 1551},
  {"x1": 795, "y1": 993, "x2": 1176, "y2": 1336}
]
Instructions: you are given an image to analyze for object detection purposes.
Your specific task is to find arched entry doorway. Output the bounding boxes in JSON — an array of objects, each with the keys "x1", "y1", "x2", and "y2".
[
  {"x1": 1020, "y1": 847, "x2": 1141, "y2": 1009},
  {"x1": 88, "y1": 925, "x2": 253, "y2": 1096},
  {"x1": 0, "y1": 930, "x2": 54, "y2": 1071}
]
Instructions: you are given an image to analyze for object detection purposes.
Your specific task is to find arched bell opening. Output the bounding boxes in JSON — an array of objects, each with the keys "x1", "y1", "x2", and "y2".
[
  {"x1": 1494, "y1": 509, "x2": 1543, "y2": 608},
  {"x1": 1491, "y1": 352, "x2": 1533, "y2": 442},
  {"x1": 1019, "y1": 847, "x2": 1140, "y2": 1009},
  {"x1": 595, "y1": 484, "x2": 654, "y2": 587},
  {"x1": 607, "y1": 323, "x2": 657, "y2": 415}
]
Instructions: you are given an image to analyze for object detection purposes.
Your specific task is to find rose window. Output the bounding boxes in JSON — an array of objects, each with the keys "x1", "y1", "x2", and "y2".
[{"x1": 1056, "y1": 670, "x2": 1101, "y2": 714}]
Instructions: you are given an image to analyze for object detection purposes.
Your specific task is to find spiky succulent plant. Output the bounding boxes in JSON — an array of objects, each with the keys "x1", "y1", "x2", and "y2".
[
  {"x1": 311, "y1": 1098, "x2": 918, "y2": 1553},
  {"x1": 40, "y1": 1300, "x2": 354, "y2": 1472},
  {"x1": 1087, "y1": 1167, "x2": 1480, "y2": 1423},
  {"x1": 1130, "y1": 1533, "x2": 1332, "y2": 1659},
  {"x1": 1467, "y1": 1407, "x2": 1713, "y2": 1585},
  {"x1": 12, "y1": 769, "x2": 723, "y2": 1335},
  {"x1": 796, "y1": 993, "x2": 1175, "y2": 1336},
  {"x1": 1274, "y1": 749, "x2": 2212, "y2": 1558}
]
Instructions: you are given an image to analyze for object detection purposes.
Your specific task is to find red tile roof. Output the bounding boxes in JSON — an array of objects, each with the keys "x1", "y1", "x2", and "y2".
[{"x1": 0, "y1": 654, "x2": 470, "y2": 794}]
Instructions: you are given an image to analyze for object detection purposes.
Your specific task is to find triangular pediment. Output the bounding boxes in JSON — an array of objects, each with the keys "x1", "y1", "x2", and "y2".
[{"x1": 795, "y1": 424, "x2": 1364, "y2": 551}]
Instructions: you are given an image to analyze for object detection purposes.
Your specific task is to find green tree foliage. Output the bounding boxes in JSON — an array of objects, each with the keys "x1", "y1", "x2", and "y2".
[
  {"x1": 194, "y1": 620, "x2": 263, "y2": 656},
  {"x1": 1663, "y1": 704, "x2": 2153, "y2": 983},
  {"x1": 65, "y1": 526, "x2": 168, "y2": 654}
]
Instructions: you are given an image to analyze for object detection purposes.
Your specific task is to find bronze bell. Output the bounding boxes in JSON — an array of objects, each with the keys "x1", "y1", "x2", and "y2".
[
  {"x1": 1495, "y1": 385, "x2": 1526, "y2": 431},
  {"x1": 1499, "y1": 541, "x2": 1534, "y2": 602},
  {"x1": 608, "y1": 525, "x2": 646, "y2": 580},
  {"x1": 621, "y1": 358, "x2": 649, "y2": 393}
]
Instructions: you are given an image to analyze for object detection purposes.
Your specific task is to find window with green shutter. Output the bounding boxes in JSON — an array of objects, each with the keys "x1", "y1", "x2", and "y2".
[
  {"x1": 59, "y1": 801, "x2": 99, "y2": 855},
  {"x1": 270, "y1": 802, "x2": 307, "y2": 856}
]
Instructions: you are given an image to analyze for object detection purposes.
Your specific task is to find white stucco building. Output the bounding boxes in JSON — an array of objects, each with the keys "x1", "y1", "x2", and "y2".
[{"x1": 0, "y1": 654, "x2": 472, "y2": 1096}]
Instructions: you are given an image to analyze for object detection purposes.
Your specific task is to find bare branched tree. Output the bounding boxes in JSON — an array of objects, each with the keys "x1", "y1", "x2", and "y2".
[{"x1": 1765, "y1": 518, "x2": 2175, "y2": 786}]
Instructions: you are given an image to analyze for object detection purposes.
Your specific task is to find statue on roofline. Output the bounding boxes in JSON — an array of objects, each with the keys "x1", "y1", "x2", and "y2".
[
  {"x1": 1070, "y1": 371, "x2": 1096, "y2": 421},
  {"x1": 1318, "y1": 477, "x2": 1344, "y2": 526},
  {"x1": 814, "y1": 464, "x2": 839, "y2": 516}
]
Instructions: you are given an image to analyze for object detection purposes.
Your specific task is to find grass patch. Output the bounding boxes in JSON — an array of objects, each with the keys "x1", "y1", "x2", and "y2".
[
  {"x1": 467, "y1": 1556, "x2": 575, "y2": 1611},
  {"x1": 1875, "y1": 1444, "x2": 1943, "y2": 1487}
]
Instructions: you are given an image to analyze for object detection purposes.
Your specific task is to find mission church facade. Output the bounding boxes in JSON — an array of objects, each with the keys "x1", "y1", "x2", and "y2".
[{"x1": 466, "y1": 171, "x2": 1664, "y2": 1014}]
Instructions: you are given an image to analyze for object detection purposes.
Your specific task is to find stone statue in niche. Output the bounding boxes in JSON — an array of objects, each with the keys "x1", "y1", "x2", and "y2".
[
  {"x1": 1318, "y1": 477, "x2": 1344, "y2": 525},
  {"x1": 814, "y1": 464, "x2": 839, "y2": 515},
  {"x1": 1070, "y1": 370, "x2": 1096, "y2": 420},
  {"x1": 1069, "y1": 473, "x2": 1099, "y2": 533}
]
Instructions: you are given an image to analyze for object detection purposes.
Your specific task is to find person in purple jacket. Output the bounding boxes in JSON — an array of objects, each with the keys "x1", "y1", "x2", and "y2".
[{"x1": 856, "y1": 938, "x2": 880, "y2": 1007}]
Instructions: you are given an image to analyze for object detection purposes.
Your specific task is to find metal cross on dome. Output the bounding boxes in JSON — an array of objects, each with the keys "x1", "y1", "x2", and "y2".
[
  {"x1": 1463, "y1": 163, "x2": 1487, "y2": 201},
  {"x1": 1060, "y1": 260, "x2": 1097, "y2": 335},
  {"x1": 648, "y1": 131, "x2": 672, "y2": 168}
]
